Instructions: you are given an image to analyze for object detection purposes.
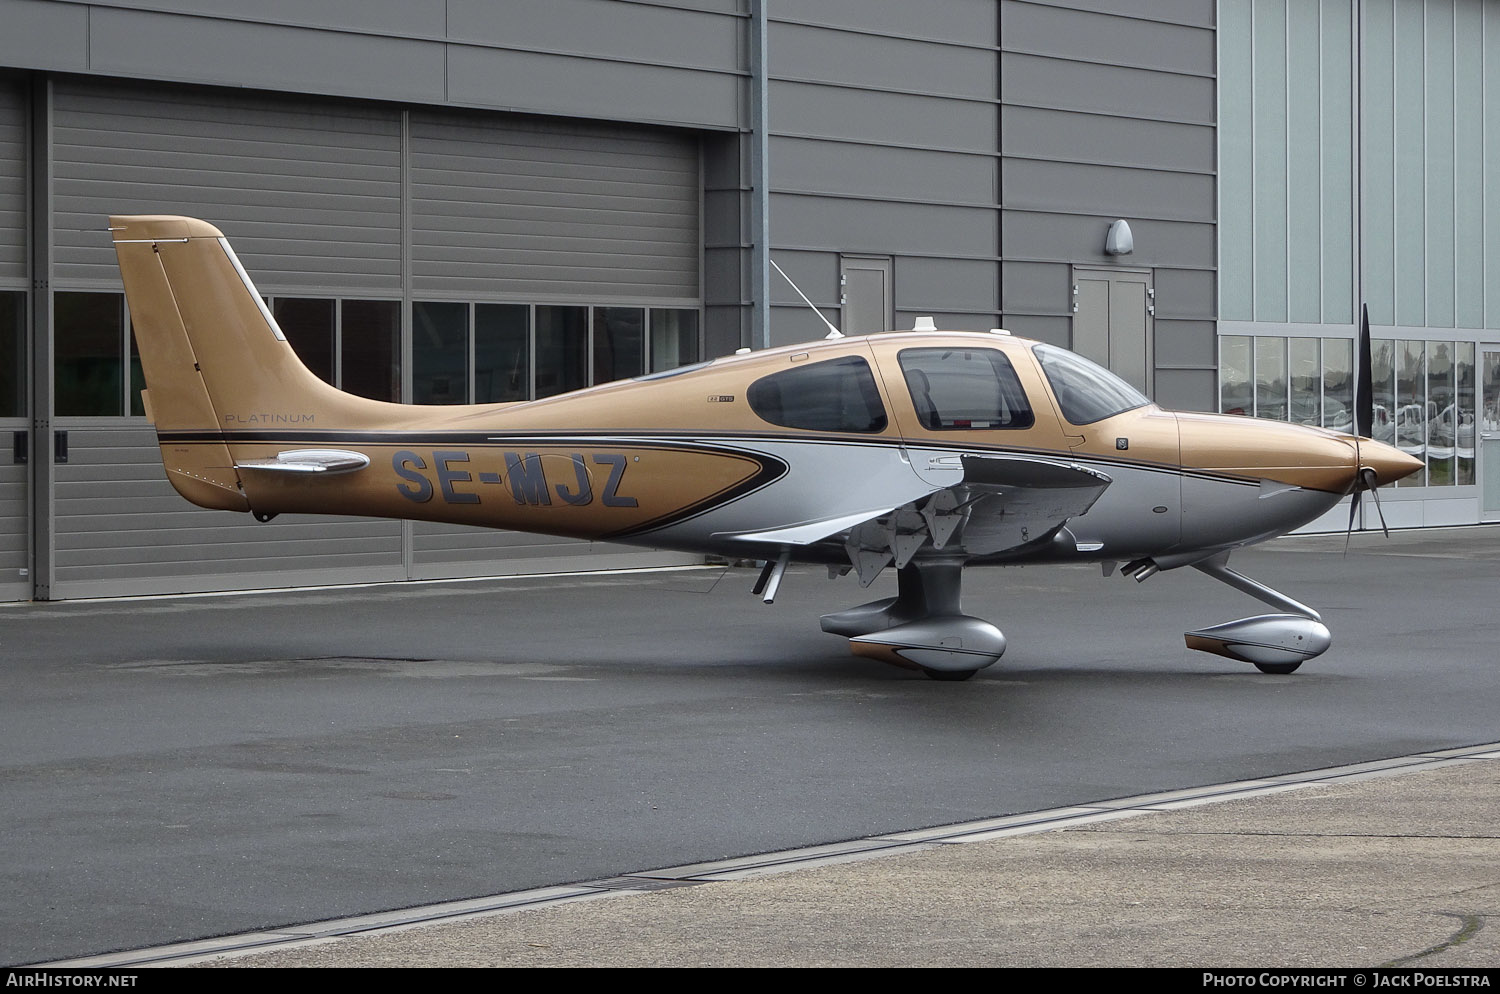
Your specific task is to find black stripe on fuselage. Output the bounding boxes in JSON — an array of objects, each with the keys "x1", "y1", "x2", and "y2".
[{"x1": 157, "y1": 428, "x2": 1296, "y2": 493}]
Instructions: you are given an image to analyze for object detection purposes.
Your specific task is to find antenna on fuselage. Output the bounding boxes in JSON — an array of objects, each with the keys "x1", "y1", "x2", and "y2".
[{"x1": 769, "y1": 257, "x2": 843, "y2": 339}]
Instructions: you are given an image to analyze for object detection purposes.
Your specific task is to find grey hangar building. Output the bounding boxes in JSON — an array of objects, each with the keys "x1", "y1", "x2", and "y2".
[{"x1": 0, "y1": 0, "x2": 1496, "y2": 603}]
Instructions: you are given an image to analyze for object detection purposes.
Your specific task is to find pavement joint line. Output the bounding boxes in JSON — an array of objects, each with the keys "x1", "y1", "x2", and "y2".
[
  {"x1": 0, "y1": 564, "x2": 722, "y2": 609},
  {"x1": 36, "y1": 741, "x2": 1500, "y2": 969}
]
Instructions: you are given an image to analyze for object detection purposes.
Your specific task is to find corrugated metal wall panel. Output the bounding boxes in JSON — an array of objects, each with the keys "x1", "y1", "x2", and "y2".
[
  {"x1": 0, "y1": 463, "x2": 25, "y2": 599},
  {"x1": 4, "y1": 1, "x2": 744, "y2": 132},
  {"x1": 51, "y1": 79, "x2": 403, "y2": 292},
  {"x1": 86, "y1": 7, "x2": 447, "y2": 107},
  {"x1": 1, "y1": 77, "x2": 26, "y2": 601},
  {"x1": 408, "y1": 522, "x2": 695, "y2": 580},
  {"x1": 0, "y1": 76, "x2": 24, "y2": 283},
  {"x1": 1001, "y1": 52, "x2": 1215, "y2": 125},
  {"x1": 409, "y1": 111, "x2": 699, "y2": 300},
  {"x1": 773, "y1": 0, "x2": 996, "y2": 45},
  {"x1": 773, "y1": 137, "x2": 996, "y2": 206},
  {"x1": 42, "y1": 78, "x2": 704, "y2": 598},
  {"x1": 450, "y1": 0, "x2": 740, "y2": 71},
  {"x1": 999, "y1": 0, "x2": 1217, "y2": 412},
  {"x1": 768, "y1": 19, "x2": 996, "y2": 96},
  {"x1": 764, "y1": 3, "x2": 1001, "y2": 344},
  {"x1": 52, "y1": 427, "x2": 406, "y2": 597}
]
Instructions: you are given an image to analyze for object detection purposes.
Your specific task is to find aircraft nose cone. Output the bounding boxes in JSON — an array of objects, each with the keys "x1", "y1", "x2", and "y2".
[{"x1": 1355, "y1": 438, "x2": 1425, "y2": 487}]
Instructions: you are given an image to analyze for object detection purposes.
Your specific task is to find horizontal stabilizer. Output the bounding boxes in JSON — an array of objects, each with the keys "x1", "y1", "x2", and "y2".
[{"x1": 236, "y1": 449, "x2": 371, "y2": 475}]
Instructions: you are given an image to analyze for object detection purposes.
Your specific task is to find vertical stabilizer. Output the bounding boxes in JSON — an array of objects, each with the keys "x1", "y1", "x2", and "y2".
[{"x1": 110, "y1": 215, "x2": 379, "y2": 511}]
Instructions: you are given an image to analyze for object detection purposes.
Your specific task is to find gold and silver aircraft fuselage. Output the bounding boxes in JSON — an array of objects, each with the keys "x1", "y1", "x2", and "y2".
[{"x1": 110, "y1": 215, "x2": 1422, "y2": 680}]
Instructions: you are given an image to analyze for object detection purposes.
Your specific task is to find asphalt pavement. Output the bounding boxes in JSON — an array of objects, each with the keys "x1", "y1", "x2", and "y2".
[{"x1": 5, "y1": 524, "x2": 1500, "y2": 968}]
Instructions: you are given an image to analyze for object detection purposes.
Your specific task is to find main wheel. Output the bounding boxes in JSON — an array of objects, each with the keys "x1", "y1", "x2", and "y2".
[
  {"x1": 922, "y1": 667, "x2": 979, "y2": 682},
  {"x1": 1253, "y1": 660, "x2": 1302, "y2": 675}
]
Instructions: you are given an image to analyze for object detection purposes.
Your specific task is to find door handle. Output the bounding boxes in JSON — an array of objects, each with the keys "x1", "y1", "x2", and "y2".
[
  {"x1": 11, "y1": 430, "x2": 25, "y2": 464},
  {"x1": 54, "y1": 430, "x2": 68, "y2": 464}
]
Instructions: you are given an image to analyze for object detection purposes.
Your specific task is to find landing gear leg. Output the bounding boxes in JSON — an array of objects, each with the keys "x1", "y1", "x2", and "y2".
[{"x1": 1183, "y1": 553, "x2": 1331, "y2": 672}]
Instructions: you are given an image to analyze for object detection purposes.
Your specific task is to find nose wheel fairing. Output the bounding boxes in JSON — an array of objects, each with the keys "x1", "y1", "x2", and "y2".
[{"x1": 1179, "y1": 553, "x2": 1332, "y2": 673}]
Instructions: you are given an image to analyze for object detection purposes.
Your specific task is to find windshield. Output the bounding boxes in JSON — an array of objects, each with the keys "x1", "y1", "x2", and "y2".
[{"x1": 1033, "y1": 343, "x2": 1151, "y2": 425}]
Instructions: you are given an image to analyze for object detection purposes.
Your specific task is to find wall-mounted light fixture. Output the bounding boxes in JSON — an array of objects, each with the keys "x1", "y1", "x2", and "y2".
[{"x1": 1104, "y1": 218, "x2": 1134, "y2": 256}]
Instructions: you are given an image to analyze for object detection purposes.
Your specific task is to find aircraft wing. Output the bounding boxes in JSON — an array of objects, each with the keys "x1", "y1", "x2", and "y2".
[
  {"x1": 724, "y1": 453, "x2": 1109, "y2": 586},
  {"x1": 948, "y1": 454, "x2": 1111, "y2": 555}
]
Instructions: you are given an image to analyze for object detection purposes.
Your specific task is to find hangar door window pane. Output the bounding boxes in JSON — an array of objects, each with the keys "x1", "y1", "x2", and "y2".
[
  {"x1": 593, "y1": 307, "x2": 645, "y2": 385},
  {"x1": 475, "y1": 304, "x2": 528, "y2": 403},
  {"x1": 341, "y1": 300, "x2": 401, "y2": 403},
  {"x1": 413, "y1": 301, "x2": 469, "y2": 405},
  {"x1": 650, "y1": 309, "x2": 699, "y2": 373},
  {"x1": 1, "y1": 292, "x2": 23, "y2": 418},
  {"x1": 55, "y1": 292, "x2": 123, "y2": 417},
  {"x1": 535, "y1": 306, "x2": 586, "y2": 399},
  {"x1": 274, "y1": 298, "x2": 336, "y2": 386}
]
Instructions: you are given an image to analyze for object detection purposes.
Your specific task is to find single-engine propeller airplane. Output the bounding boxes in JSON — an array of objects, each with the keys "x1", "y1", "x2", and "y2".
[{"x1": 110, "y1": 215, "x2": 1422, "y2": 680}]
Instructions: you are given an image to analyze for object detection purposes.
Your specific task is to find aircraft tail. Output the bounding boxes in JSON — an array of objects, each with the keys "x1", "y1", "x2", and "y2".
[{"x1": 110, "y1": 215, "x2": 386, "y2": 511}]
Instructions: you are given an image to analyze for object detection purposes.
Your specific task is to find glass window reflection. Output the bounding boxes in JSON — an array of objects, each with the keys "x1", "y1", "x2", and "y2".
[
  {"x1": 1371, "y1": 338, "x2": 1395, "y2": 446},
  {"x1": 2, "y1": 292, "x2": 24, "y2": 418},
  {"x1": 593, "y1": 307, "x2": 644, "y2": 385},
  {"x1": 535, "y1": 306, "x2": 587, "y2": 399},
  {"x1": 1395, "y1": 340, "x2": 1426, "y2": 487},
  {"x1": 55, "y1": 292, "x2": 124, "y2": 417},
  {"x1": 1220, "y1": 336, "x2": 1251, "y2": 416},
  {"x1": 1426, "y1": 342, "x2": 1455, "y2": 486},
  {"x1": 1321, "y1": 338, "x2": 1352, "y2": 431},
  {"x1": 413, "y1": 301, "x2": 469, "y2": 405},
  {"x1": 1289, "y1": 338, "x2": 1321, "y2": 425},
  {"x1": 1456, "y1": 343, "x2": 1475, "y2": 485},
  {"x1": 342, "y1": 300, "x2": 401, "y2": 403},
  {"x1": 273, "y1": 298, "x2": 336, "y2": 386},
  {"x1": 1254, "y1": 337, "x2": 1287, "y2": 420},
  {"x1": 650, "y1": 309, "x2": 699, "y2": 373},
  {"x1": 475, "y1": 304, "x2": 529, "y2": 403}
]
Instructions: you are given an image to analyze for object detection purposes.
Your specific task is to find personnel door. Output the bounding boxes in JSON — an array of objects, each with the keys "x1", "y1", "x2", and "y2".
[
  {"x1": 841, "y1": 256, "x2": 892, "y2": 336},
  {"x1": 1072, "y1": 267, "x2": 1154, "y2": 396}
]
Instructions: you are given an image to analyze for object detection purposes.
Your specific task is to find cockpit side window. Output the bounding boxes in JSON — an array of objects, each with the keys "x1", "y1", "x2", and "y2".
[
  {"x1": 1033, "y1": 342, "x2": 1150, "y2": 425},
  {"x1": 746, "y1": 355, "x2": 888, "y2": 432},
  {"x1": 896, "y1": 347, "x2": 1035, "y2": 430}
]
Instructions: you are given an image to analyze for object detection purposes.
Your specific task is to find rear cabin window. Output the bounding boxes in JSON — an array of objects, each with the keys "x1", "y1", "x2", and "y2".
[
  {"x1": 898, "y1": 347, "x2": 1035, "y2": 430},
  {"x1": 746, "y1": 355, "x2": 888, "y2": 432}
]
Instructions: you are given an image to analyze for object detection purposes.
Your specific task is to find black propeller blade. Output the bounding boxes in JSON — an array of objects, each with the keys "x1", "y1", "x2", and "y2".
[
  {"x1": 1355, "y1": 302, "x2": 1373, "y2": 438},
  {"x1": 1345, "y1": 304, "x2": 1377, "y2": 554}
]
